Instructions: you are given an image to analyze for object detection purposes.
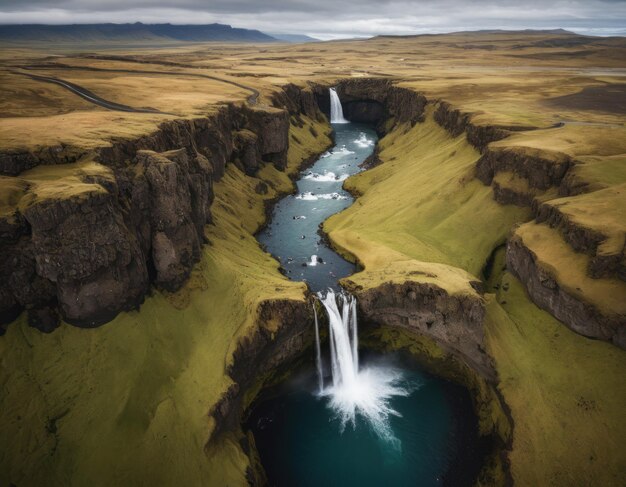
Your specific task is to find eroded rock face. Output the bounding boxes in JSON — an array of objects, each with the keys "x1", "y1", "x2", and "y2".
[
  {"x1": 0, "y1": 145, "x2": 88, "y2": 177},
  {"x1": 135, "y1": 149, "x2": 213, "y2": 291},
  {"x1": 350, "y1": 281, "x2": 495, "y2": 381},
  {"x1": 0, "y1": 88, "x2": 302, "y2": 329},
  {"x1": 209, "y1": 298, "x2": 313, "y2": 441},
  {"x1": 272, "y1": 83, "x2": 323, "y2": 120},
  {"x1": 534, "y1": 201, "x2": 625, "y2": 281},
  {"x1": 233, "y1": 130, "x2": 261, "y2": 176},
  {"x1": 507, "y1": 233, "x2": 626, "y2": 349},
  {"x1": 476, "y1": 147, "x2": 572, "y2": 191},
  {"x1": 434, "y1": 102, "x2": 511, "y2": 151},
  {"x1": 23, "y1": 187, "x2": 149, "y2": 326},
  {"x1": 241, "y1": 105, "x2": 290, "y2": 170},
  {"x1": 313, "y1": 78, "x2": 427, "y2": 132}
]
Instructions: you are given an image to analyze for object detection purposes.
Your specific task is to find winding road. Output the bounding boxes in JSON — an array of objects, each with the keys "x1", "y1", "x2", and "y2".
[
  {"x1": 14, "y1": 70, "x2": 169, "y2": 114},
  {"x1": 16, "y1": 61, "x2": 260, "y2": 106}
]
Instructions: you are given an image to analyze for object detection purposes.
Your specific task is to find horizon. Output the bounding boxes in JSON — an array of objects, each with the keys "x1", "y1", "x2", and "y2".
[
  {"x1": 0, "y1": 22, "x2": 623, "y2": 42},
  {"x1": 0, "y1": 0, "x2": 625, "y2": 40}
]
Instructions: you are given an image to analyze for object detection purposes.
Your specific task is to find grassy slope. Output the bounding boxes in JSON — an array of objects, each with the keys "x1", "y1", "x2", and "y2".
[
  {"x1": 0, "y1": 115, "x2": 331, "y2": 486},
  {"x1": 486, "y1": 272, "x2": 626, "y2": 486},
  {"x1": 325, "y1": 109, "x2": 529, "y2": 284},
  {"x1": 324, "y1": 111, "x2": 626, "y2": 484}
]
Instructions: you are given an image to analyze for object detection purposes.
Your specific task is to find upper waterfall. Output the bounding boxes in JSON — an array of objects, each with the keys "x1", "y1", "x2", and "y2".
[{"x1": 329, "y1": 88, "x2": 349, "y2": 124}]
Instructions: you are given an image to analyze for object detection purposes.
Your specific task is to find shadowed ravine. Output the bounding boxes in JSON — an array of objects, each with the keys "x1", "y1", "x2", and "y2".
[{"x1": 248, "y1": 94, "x2": 484, "y2": 486}]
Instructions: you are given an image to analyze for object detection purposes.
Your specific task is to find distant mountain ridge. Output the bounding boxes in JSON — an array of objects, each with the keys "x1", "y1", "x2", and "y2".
[
  {"x1": 269, "y1": 33, "x2": 320, "y2": 43},
  {"x1": 0, "y1": 22, "x2": 277, "y2": 43},
  {"x1": 374, "y1": 28, "x2": 579, "y2": 39}
]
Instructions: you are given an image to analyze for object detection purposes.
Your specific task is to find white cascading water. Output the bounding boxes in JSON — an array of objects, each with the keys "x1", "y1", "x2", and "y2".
[
  {"x1": 329, "y1": 88, "x2": 349, "y2": 124},
  {"x1": 315, "y1": 289, "x2": 411, "y2": 444}
]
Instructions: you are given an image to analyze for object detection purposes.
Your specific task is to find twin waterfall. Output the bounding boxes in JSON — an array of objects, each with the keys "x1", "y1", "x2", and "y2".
[
  {"x1": 314, "y1": 290, "x2": 359, "y2": 393},
  {"x1": 314, "y1": 290, "x2": 411, "y2": 444},
  {"x1": 329, "y1": 88, "x2": 349, "y2": 124}
]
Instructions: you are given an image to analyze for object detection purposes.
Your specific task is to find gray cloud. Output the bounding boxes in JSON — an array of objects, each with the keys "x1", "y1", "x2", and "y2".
[{"x1": 0, "y1": 1, "x2": 624, "y2": 39}]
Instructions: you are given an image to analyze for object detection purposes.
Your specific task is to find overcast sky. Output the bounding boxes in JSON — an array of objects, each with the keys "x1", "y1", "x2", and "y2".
[{"x1": 0, "y1": 0, "x2": 625, "y2": 39}]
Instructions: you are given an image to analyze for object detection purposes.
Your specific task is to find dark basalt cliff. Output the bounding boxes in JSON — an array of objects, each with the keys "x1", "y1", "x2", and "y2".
[
  {"x1": 506, "y1": 233, "x2": 625, "y2": 348},
  {"x1": 209, "y1": 298, "x2": 314, "y2": 443},
  {"x1": 313, "y1": 78, "x2": 427, "y2": 133},
  {"x1": 347, "y1": 280, "x2": 495, "y2": 380},
  {"x1": 434, "y1": 102, "x2": 511, "y2": 152},
  {"x1": 534, "y1": 200, "x2": 626, "y2": 281},
  {"x1": 0, "y1": 91, "x2": 305, "y2": 332}
]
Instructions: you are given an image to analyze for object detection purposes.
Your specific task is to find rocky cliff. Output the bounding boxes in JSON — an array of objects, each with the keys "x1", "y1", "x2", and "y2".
[
  {"x1": 312, "y1": 78, "x2": 427, "y2": 133},
  {"x1": 507, "y1": 230, "x2": 626, "y2": 348},
  {"x1": 0, "y1": 89, "x2": 314, "y2": 332},
  {"x1": 347, "y1": 280, "x2": 495, "y2": 380},
  {"x1": 434, "y1": 102, "x2": 512, "y2": 152}
]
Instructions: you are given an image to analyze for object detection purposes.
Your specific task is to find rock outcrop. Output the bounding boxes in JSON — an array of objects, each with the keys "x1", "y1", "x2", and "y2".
[
  {"x1": 209, "y1": 298, "x2": 313, "y2": 442},
  {"x1": 0, "y1": 89, "x2": 297, "y2": 331},
  {"x1": 535, "y1": 197, "x2": 626, "y2": 281},
  {"x1": 507, "y1": 231, "x2": 626, "y2": 348},
  {"x1": 271, "y1": 83, "x2": 324, "y2": 120},
  {"x1": 434, "y1": 102, "x2": 511, "y2": 151},
  {"x1": 476, "y1": 146, "x2": 572, "y2": 192},
  {"x1": 313, "y1": 78, "x2": 427, "y2": 133},
  {"x1": 347, "y1": 280, "x2": 495, "y2": 380}
]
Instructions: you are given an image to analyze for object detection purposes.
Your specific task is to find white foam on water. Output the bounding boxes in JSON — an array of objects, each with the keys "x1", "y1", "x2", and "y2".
[
  {"x1": 354, "y1": 132, "x2": 374, "y2": 148},
  {"x1": 332, "y1": 146, "x2": 355, "y2": 156},
  {"x1": 315, "y1": 290, "x2": 414, "y2": 446},
  {"x1": 308, "y1": 255, "x2": 319, "y2": 266},
  {"x1": 303, "y1": 171, "x2": 349, "y2": 182},
  {"x1": 295, "y1": 192, "x2": 348, "y2": 201}
]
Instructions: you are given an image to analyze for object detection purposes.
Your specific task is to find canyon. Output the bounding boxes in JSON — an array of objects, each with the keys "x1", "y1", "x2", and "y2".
[{"x1": 0, "y1": 31, "x2": 625, "y2": 486}]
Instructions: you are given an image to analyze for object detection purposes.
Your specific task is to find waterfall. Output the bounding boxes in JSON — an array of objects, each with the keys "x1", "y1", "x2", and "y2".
[
  {"x1": 315, "y1": 289, "x2": 412, "y2": 443},
  {"x1": 329, "y1": 88, "x2": 349, "y2": 124},
  {"x1": 319, "y1": 290, "x2": 359, "y2": 389},
  {"x1": 313, "y1": 304, "x2": 324, "y2": 392}
]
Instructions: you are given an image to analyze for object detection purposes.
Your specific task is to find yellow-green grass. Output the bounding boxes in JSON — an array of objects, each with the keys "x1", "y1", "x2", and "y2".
[
  {"x1": 485, "y1": 274, "x2": 626, "y2": 486},
  {"x1": 0, "y1": 70, "x2": 96, "y2": 117},
  {"x1": 573, "y1": 154, "x2": 626, "y2": 190},
  {"x1": 322, "y1": 106, "x2": 625, "y2": 484},
  {"x1": 0, "y1": 116, "x2": 333, "y2": 486},
  {"x1": 255, "y1": 113, "x2": 332, "y2": 194},
  {"x1": 542, "y1": 183, "x2": 626, "y2": 256},
  {"x1": 0, "y1": 163, "x2": 300, "y2": 486},
  {"x1": 0, "y1": 176, "x2": 28, "y2": 217},
  {"x1": 3, "y1": 32, "x2": 625, "y2": 158},
  {"x1": 54, "y1": 71, "x2": 248, "y2": 115},
  {"x1": 491, "y1": 124, "x2": 626, "y2": 159},
  {"x1": 325, "y1": 108, "x2": 530, "y2": 284},
  {"x1": 514, "y1": 222, "x2": 626, "y2": 318},
  {"x1": 0, "y1": 31, "x2": 625, "y2": 486},
  {"x1": 0, "y1": 109, "x2": 177, "y2": 152},
  {"x1": 14, "y1": 159, "x2": 114, "y2": 208},
  {"x1": 284, "y1": 113, "x2": 332, "y2": 176}
]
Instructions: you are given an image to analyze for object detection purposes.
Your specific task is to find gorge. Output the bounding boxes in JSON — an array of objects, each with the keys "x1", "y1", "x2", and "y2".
[
  {"x1": 249, "y1": 94, "x2": 485, "y2": 484},
  {"x1": 0, "y1": 32, "x2": 624, "y2": 487}
]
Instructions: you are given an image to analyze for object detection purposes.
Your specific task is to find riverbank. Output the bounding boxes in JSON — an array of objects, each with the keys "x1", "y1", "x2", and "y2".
[
  {"x1": 0, "y1": 107, "x2": 332, "y2": 486},
  {"x1": 324, "y1": 106, "x2": 626, "y2": 485}
]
